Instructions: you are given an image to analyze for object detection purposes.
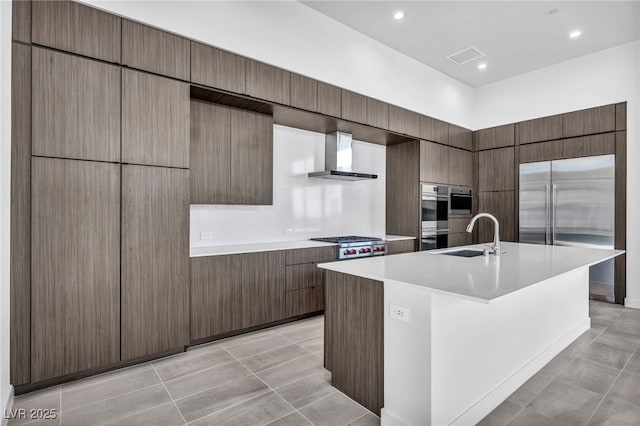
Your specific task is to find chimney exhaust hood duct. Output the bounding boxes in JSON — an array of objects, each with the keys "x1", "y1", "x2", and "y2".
[{"x1": 308, "y1": 131, "x2": 378, "y2": 181}]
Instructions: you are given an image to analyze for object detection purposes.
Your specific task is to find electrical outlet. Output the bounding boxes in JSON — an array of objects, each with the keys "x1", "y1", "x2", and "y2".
[
  {"x1": 200, "y1": 232, "x2": 213, "y2": 240},
  {"x1": 390, "y1": 304, "x2": 410, "y2": 322},
  {"x1": 283, "y1": 228, "x2": 293, "y2": 236}
]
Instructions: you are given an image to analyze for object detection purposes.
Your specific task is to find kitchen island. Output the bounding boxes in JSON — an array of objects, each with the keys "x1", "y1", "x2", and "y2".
[{"x1": 318, "y1": 242, "x2": 623, "y2": 426}]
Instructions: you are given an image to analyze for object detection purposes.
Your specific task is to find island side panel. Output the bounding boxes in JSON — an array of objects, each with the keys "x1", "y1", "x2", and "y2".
[{"x1": 325, "y1": 270, "x2": 384, "y2": 415}]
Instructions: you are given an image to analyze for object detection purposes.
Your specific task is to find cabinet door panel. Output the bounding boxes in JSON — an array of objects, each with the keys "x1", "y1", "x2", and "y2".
[
  {"x1": 122, "y1": 165, "x2": 190, "y2": 360},
  {"x1": 190, "y1": 101, "x2": 231, "y2": 204},
  {"x1": 478, "y1": 147, "x2": 515, "y2": 191},
  {"x1": 562, "y1": 105, "x2": 615, "y2": 138},
  {"x1": 341, "y1": 90, "x2": 367, "y2": 123},
  {"x1": 242, "y1": 251, "x2": 286, "y2": 328},
  {"x1": 420, "y1": 141, "x2": 449, "y2": 184},
  {"x1": 122, "y1": 20, "x2": 190, "y2": 80},
  {"x1": 285, "y1": 246, "x2": 337, "y2": 265},
  {"x1": 562, "y1": 133, "x2": 615, "y2": 159},
  {"x1": 32, "y1": 0, "x2": 121, "y2": 62},
  {"x1": 230, "y1": 109, "x2": 273, "y2": 205},
  {"x1": 31, "y1": 158, "x2": 120, "y2": 381},
  {"x1": 191, "y1": 255, "x2": 243, "y2": 341},
  {"x1": 477, "y1": 124, "x2": 514, "y2": 150},
  {"x1": 317, "y1": 82, "x2": 341, "y2": 117},
  {"x1": 449, "y1": 124, "x2": 472, "y2": 151},
  {"x1": 286, "y1": 263, "x2": 324, "y2": 291},
  {"x1": 615, "y1": 103, "x2": 626, "y2": 130},
  {"x1": 290, "y1": 74, "x2": 317, "y2": 111},
  {"x1": 386, "y1": 141, "x2": 420, "y2": 239},
  {"x1": 122, "y1": 69, "x2": 190, "y2": 168},
  {"x1": 477, "y1": 191, "x2": 515, "y2": 243},
  {"x1": 387, "y1": 240, "x2": 415, "y2": 255},
  {"x1": 448, "y1": 233, "x2": 472, "y2": 248},
  {"x1": 366, "y1": 98, "x2": 389, "y2": 129},
  {"x1": 389, "y1": 105, "x2": 420, "y2": 136},
  {"x1": 32, "y1": 48, "x2": 120, "y2": 162},
  {"x1": 246, "y1": 59, "x2": 290, "y2": 104},
  {"x1": 12, "y1": 0, "x2": 31, "y2": 43},
  {"x1": 286, "y1": 286, "x2": 324, "y2": 318},
  {"x1": 448, "y1": 147, "x2": 473, "y2": 187},
  {"x1": 517, "y1": 115, "x2": 562, "y2": 144},
  {"x1": 191, "y1": 42, "x2": 246, "y2": 93},
  {"x1": 519, "y1": 141, "x2": 563, "y2": 163},
  {"x1": 421, "y1": 116, "x2": 448, "y2": 144}
]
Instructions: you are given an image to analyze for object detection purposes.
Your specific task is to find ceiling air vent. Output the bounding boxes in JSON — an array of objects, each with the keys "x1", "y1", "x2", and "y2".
[{"x1": 446, "y1": 47, "x2": 485, "y2": 65}]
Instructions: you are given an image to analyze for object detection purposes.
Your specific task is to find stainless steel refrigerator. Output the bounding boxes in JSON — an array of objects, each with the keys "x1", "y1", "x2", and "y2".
[{"x1": 519, "y1": 155, "x2": 615, "y2": 302}]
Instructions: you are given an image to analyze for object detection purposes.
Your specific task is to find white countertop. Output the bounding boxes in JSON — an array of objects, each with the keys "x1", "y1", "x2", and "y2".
[
  {"x1": 190, "y1": 235, "x2": 416, "y2": 257},
  {"x1": 317, "y1": 242, "x2": 623, "y2": 303}
]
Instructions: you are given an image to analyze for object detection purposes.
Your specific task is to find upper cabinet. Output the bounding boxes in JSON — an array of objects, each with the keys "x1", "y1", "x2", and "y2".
[
  {"x1": 366, "y1": 97, "x2": 389, "y2": 129},
  {"x1": 32, "y1": 0, "x2": 121, "y2": 63},
  {"x1": 191, "y1": 42, "x2": 246, "y2": 93},
  {"x1": 341, "y1": 90, "x2": 367, "y2": 123},
  {"x1": 122, "y1": 20, "x2": 190, "y2": 80},
  {"x1": 476, "y1": 124, "x2": 515, "y2": 150},
  {"x1": 246, "y1": 59, "x2": 290, "y2": 105},
  {"x1": 448, "y1": 124, "x2": 473, "y2": 151},
  {"x1": 420, "y1": 141, "x2": 449, "y2": 184},
  {"x1": 562, "y1": 104, "x2": 615, "y2": 138},
  {"x1": 290, "y1": 74, "x2": 318, "y2": 112},
  {"x1": 122, "y1": 69, "x2": 190, "y2": 168},
  {"x1": 317, "y1": 81, "x2": 342, "y2": 117},
  {"x1": 517, "y1": 115, "x2": 562, "y2": 145},
  {"x1": 615, "y1": 103, "x2": 626, "y2": 130},
  {"x1": 389, "y1": 105, "x2": 420, "y2": 136},
  {"x1": 448, "y1": 147, "x2": 473, "y2": 187},
  {"x1": 32, "y1": 48, "x2": 120, "y2": 162},
  {"x1": 190, "y1": 102, "x2": 274, "y2": 205},
  {"x1": 12, "y1": 0, "x2": 31, "y2": 43},
  {"x1": 478, "y1": 147, "x2": 515, "y2": 191},
  {"x1": 421, "y1": 116, "x2": 448, "y2": 145}
]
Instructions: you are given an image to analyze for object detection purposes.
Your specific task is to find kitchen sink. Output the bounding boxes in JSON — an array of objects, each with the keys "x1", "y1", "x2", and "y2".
[{"x1": 440, "y1": 249, "x2": 484, "y2": 258}]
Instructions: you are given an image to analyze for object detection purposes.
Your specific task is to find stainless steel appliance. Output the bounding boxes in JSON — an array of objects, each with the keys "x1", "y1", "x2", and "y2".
[
  {"x1": 421, "y1": 184, "x2": 449, "y2": 250},
  {"x1": 519, "y1": 155, "x2": 615, "y2": 302},
  {"x1": 308, "y1": 131, "x2": 378, "y2": 181},
  {"x1": 449, "y1": 187, "x2": 473, "y2": 215},
  {"x1": 310, "y1": 236, "x2": 388, "y2": 260}
]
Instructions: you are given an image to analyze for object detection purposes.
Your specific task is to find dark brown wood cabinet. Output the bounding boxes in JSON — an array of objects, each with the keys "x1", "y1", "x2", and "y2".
[
  {"x1": 366, "y1": 97, "x2": 389, "y2": 129},
  {"x1": 476, "y1": 124, "x2": 515, "y2": 150},
  {"x1": 121, "y1": 165, "x2": 190, "y2": 360},
  {"x1": 517, "y1": 115, "x2": 562, "y2": 145},
  {"x1": 191, "y1": 42, "x2": 246, "y2": 94},
  {"x1": 12, "y1": 0, "x2": 31, "y2": 43},
  {"x1": 386, "y1": 141, "x2": 420, "y2": 239},
  {"x1": 32, "y1": 47, "x2": 121, "y2": 162},
  {"x1": 448, "y1": 147, "x2": 473, "y2": 187},
  {"x1": 122, "y1": 20, "x2": 190, "y2": 80},
  {"x1": 32, "y1": 0, "x2": 121, "y2": 63},
  {"x1": 246, "y1": 59, "x2": 290, "y2": 105},
  {"x1": 421, "y1": 116, "x2": 449, "y2": 144},
  {"x1": 420, "y1": 140, "x2": 449, "y2": 184},
  {"x1": 122, "y1": 69, "x2": 190, "y2": 168},
  {"x1": 615, "y1": 103, "x2": 626, "y2": 130},
  {"x1": 341, "y1": 90, "x2": 367, "y2": 123},
  {"x1": 562, "y1": 133, "x2": 615, "y2": 159},
  {"x1": 562, "y1": 104, "x2": 615, "y2": 138},
  {"x1": 477, "y1": 191, "x2": 515, "y2": 243},
  {"x1": 389, "y1": 105, "x2": 420, "y2": 136},
  {"x1": 387, "y1": 239, "x2": 415, "y2": 255},
  {"x1": 448, "y1": 233, "x2": 473, "y2": 247},
  {"x1": 191, "y1": 255, "x2": 243, "y2": 341},
  {"x1": 285, "y1": 262, "x2": 326, "y2": 317},
  {"x1": 242, "y1": 251, "x2": 287, "y2": 328},
  {"x1": 519, "y1": 140, "x2": 563, "y2": 163},
  {"x1": 449, "y1": 124, "x2": 473, "y2": 151},
  {"x1": 31, "y1": 157, "x2": 120, "y2": 381},
  {"x1": 478, "y1": 147, "x2": 515, "y2": 191},
  {"x1": 10, "y1": 42, "x2": 31, "y2": 387},
  {"x1": 190, "y1": 101, "x2": 231, "y2": 204},
  {"x1": 317, "y1": 81, "x2": 342, "y2": 117},
  {"x1": 230, "y1": 109, "x2": 274, "y2": 205},
  {"x1": 285, "y1": 246, "x2": 336, "y2": 265},
  {"x1": 290, "y1": 74, "x2": 318, "y2": 111}
]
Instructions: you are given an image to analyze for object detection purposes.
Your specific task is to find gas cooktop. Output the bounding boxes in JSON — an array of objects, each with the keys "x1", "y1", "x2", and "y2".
[
  {"x1": 310, "y1": 236, "x2": 382, "y2": 244},
  {"x1": 310, "y1": 236, "x2": 387, "y2": 259}
]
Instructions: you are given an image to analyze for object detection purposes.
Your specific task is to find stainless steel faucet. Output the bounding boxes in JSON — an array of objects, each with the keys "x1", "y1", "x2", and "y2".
[{"x1": 466, "y1": 213, "x2": 501, "y2": 256}]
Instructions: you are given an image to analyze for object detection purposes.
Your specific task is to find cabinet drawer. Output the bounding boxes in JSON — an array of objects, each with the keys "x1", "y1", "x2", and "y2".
[
  {"x1": 286, "y1": 263, "x2": 324, "y2": 291},
  {"x1": 285, "y1": 246, "x2": 337, "y2": 265},
  {"x1": 387, "y1": 240, "x2": 415, "y2": 255},
  {"x1": 286, "y1": 286, "x2": 324, "y2": 318}
]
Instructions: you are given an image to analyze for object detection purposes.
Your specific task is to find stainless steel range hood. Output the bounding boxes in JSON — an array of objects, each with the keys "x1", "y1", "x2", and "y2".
[{"x1": 308, "y1": 131, "x2": 378, "y2": 181}]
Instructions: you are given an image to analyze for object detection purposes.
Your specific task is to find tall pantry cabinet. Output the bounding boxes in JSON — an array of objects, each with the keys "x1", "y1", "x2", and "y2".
[{"x1": 13, "y1": 0, "x2": 190, "y2": 388}]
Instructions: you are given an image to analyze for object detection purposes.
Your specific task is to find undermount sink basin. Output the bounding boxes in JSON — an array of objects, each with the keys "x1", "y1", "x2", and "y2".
[{"x1": 440, "y1": 249, "x2": 484, "y2": 258}]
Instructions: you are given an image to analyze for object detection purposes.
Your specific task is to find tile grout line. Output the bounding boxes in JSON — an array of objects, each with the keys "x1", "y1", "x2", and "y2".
[
  {"x1": 151, "y1": 364, "x2": 189, "y2": 426},
  {"x1": 59, "y1": 380, "x2": 162, "y2": 416}
]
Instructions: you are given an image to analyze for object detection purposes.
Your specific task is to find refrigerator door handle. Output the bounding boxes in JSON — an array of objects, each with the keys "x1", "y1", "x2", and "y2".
[
  {"x1": 545, "y1": 184, "x2": 551, "y2": 244},
  {"x1": 551, "y1": 184, "x2": 557, "y2": 245}
]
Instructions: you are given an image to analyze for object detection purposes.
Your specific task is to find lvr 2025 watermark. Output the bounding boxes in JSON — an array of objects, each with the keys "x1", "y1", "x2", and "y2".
[{"x1": 4, "y1": 408, "x2": 58, "y2": 420}]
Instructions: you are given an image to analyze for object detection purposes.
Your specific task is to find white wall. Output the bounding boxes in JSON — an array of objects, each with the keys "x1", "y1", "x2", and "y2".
[
  {"x1": 190, "y1": 125, "x2": 386, "y2": 246},
  {"x1": 82, "y1": 0, "x2": 475, "y2": 128},
  {"x1": 0, "y1": 0, "x2": 13, "y2": 419},
  {"x1": 474, "y1": 41, "x2": 640, "y2": 308}
]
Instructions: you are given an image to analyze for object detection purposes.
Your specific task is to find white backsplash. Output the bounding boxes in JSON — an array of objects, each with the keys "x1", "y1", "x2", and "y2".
[{"x1": 190, "y1": 125, "x2": 386, "y2": 247}]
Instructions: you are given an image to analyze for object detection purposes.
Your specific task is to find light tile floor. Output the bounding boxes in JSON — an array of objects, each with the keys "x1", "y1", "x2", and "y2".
[{"x1": 8, "y1": 300, "x2": 640, "y2": 426}]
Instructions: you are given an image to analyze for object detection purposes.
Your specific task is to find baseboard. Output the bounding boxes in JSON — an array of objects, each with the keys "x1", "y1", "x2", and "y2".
[
  {"x1": 381, "y1": 407, "x2": 410, "y2": 426},
  {"x1": 624, "y1": 298, "x2": 640, "y2": 309},
  {"x1": 451, "y1": 317, "x2": 590, "y2": 426},
  {"x1": 1, "y1": 386, "x2": 15, "y2": 426}
]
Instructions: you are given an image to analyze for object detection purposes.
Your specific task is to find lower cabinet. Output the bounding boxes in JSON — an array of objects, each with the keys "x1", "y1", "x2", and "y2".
[
  {"x1": 31, "y1": 158, "x2": 120, "y2": 381},
  {"x1": 285, "y1": 262, "x2": 326, "y2": 317},
  {"x1": 387, "y1": 239, "x2": 416, "y2": 255},
  {"x1": 121, "y1": 165, "x2": 190, "y2": 360},
  {"x1": 241, "y1": 251, "x2": 287, "y2": 328}
]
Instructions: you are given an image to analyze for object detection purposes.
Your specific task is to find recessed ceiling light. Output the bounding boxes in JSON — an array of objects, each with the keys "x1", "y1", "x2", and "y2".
[
  {"x1": 393, "y1": 11, "x2": 405, "y2": 20},
  {"x1": 477, "y1": 63, "x2": 487, "y2": 71},
  {"x1": 569, "y1": 30, "x2": 582, "y2": 39},
  {"x1": 548, "y1": 8, "x2": 559, "y2": 15}
]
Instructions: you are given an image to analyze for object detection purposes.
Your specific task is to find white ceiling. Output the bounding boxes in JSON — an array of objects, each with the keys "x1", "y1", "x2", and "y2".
[{"x1": 301, "y1": 1, "x2": 640, "y2": 87}]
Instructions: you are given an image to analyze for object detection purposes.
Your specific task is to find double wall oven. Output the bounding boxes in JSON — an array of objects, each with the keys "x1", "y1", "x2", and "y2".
[{"x1": 420, "y1": 184, "x2": 473, "y2": 251}]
